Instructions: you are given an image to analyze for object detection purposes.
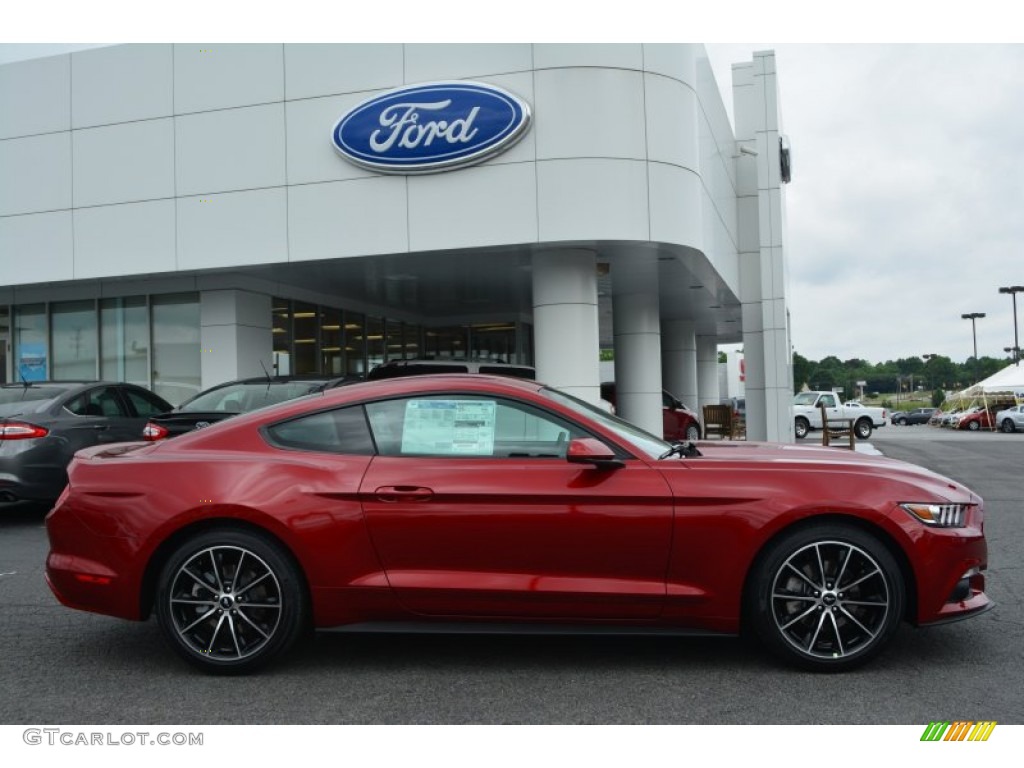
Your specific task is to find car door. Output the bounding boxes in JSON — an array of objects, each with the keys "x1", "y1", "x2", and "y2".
[
  {"x1": 359, "y1": 394, "x2": 674, "y2": 620},
  {"x1": 819, "y1": 392, "x2": 841, "y2": 425},
  {"x1": 60, "y1": 386, "x2": 138, "y2": 448}
]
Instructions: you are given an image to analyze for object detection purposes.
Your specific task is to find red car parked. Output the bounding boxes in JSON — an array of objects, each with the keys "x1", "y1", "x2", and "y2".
[
  {"x1": 600, "y1": 382, "x2": 702, "y2": 441},
  {"x1": 955, "y1": 407, "x2": 996, "y2": 431},
  {"x1": 46, "y1": 375, "x2": 991, "y2": 674}
]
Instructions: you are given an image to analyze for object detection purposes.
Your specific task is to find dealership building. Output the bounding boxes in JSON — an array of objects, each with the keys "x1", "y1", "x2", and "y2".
[{"x1": 0, "y1": 44, "x2": 794, "y2": 441}]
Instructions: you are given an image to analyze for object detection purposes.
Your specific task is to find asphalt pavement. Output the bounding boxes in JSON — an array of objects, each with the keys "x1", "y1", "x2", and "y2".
[{"x1": 1, "y1": 424, "x2": 1022, "y2": 724}]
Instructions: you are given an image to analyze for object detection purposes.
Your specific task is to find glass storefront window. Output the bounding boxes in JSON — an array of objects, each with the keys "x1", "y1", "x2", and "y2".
[
  {"x1": 321, "y1": 307, "x2": 343, "y2": 375},
  {"x1": 366, "y1": 316, "x2": 385, "y2": 370},
  {"x1": 292, "y1": 301, "x2": 319, "y2": 374},
  {"x1": 0, "y1": 306, "x2": 9, "y2": 383},
  {"x1": 14, "y1": 304, "x2": 48, "y2": 381},
  {"x1": 151, "y1": 293, "x2": 200, "y2": 407},
  {"x1": 403, "y1": 323, "x2": 421, "y2": 359},
  {"x1": 272, "y1": 298, "x2": 292, "y2": 375},
  {"x1": 51, "y1": 300, "x2": 99, "y2": 380},
  {"x1": 471, "y1": 322, "x2": 517, "y2": 363},
  {"x1": 385, "y1": 319, "x2": 404, "y2": 362},
  {"x1": 101, "y1": 296, "x2": 148, "y2": 385},
  {"x1": 423, "y1": 326, "x2": 468, "y2": 360},
  {"x1": 345, "y1": 311, "x2": 365, "y2": 376}
]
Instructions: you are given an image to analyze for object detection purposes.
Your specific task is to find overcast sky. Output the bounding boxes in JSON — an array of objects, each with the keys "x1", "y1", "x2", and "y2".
[{"x1": 4, "y1": 3, "x2": 1023, "y2": 367}]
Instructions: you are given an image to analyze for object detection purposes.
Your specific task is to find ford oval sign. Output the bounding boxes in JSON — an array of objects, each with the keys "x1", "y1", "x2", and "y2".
[{"x1": 332, "y1": 81, "x2": 531, "y2": 174}]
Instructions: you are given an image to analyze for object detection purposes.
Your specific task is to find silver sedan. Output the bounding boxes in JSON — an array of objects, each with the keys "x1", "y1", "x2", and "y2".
[{"x1": 995, "y1": 404, "x2": 1024, "y2": 433}]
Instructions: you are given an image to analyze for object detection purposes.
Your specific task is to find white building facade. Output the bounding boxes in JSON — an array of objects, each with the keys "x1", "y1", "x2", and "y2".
[{"x1": 0, "y1": 43, "x2": 794, "y2": 441}]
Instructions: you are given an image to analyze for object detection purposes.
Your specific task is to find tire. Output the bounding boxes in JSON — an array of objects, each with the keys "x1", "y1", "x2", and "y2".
[
  {"x1": 854, "y1": 418, "x2": 873, "y2": 440},
  {"x1": 794, "y1": 417, "x2": 810, "y2": 439},
  {"x1": 155, "y1": 527, "x2": 308, "y2": 674},
  {"x1": 747, "y1": 524, "x2": 905, "y2": 672},
  {"x1": 685, "y1": 424, "x2": 701, "y2": 441},
  {"x1": 967, "y1": 420, "x2": 980, "y2": 431},
  {"x1": 897, "y1": 418, "x2": 908, "y2": 426},
  {"x1": 1001, "y1": 419, "x2": 1016, "y2": 434}
]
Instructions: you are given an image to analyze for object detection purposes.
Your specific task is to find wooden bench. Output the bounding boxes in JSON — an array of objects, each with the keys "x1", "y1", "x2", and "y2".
[
  {"x1": 702, "y1": 404, "x2": 737, "y2": 439},
  {"x1": 820, "y1": 403, "x2": 855, "y2": 449}
]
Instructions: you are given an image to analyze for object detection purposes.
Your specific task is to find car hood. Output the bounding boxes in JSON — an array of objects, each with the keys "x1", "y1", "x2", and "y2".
[{"x1": 686, "y1": 440, "x2": 974, "y2": 501}]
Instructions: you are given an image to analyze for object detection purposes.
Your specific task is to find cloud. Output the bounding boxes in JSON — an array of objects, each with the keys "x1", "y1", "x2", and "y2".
[{"x1": 711, "y1": 43, "x2": 1024, "y2": 363}]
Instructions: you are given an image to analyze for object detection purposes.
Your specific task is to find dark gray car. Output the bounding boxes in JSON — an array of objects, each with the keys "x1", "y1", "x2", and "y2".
[
  {"x1": 894, "y1": 407, "x2": 936, "y2": 425},
  {"x1": 0, "y1": 381, "x2": 171, "y2": 511}
]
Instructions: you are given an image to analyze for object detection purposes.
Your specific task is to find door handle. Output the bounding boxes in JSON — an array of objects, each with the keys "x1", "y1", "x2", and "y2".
[{"x1": 373, "y1": 485, "x2": 434, "y2": 503}]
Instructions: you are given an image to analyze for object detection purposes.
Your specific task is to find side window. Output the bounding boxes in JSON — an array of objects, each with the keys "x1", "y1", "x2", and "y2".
[
  {"x1": 265, "y1": 406, "x2": 375, "y2": 455},
  {"x1": 365, "y1": 396, "x2": 584, "y2": 458},
  {"x1": 820, "y1": 394, "x2": 837, "y2": 408},
  {"x1": 123, "y1": 388, "x2": 169, "y2": 417},
  {"x1": 66, "y1": 387, "x2": 128, "y2": 417}
]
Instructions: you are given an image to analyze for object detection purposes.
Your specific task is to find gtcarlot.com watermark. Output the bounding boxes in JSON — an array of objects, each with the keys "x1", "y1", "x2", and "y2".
[{"x1": 23, "y1": 728, "x2": 203, "y2": 747}]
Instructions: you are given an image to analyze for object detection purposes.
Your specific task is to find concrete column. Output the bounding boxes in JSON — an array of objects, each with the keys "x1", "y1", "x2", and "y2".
[
  {"x1": 661, "y1": 319, "x2": 698, "y2": 409},
  {"x1": 696, "y1": 335, "x2": 720, "y2": 412},
  {"x1": 531, "y1": 249, "x2": 601, "y2": 405},
  {"x1": 200, "y1": 290, "x2": 273, "y2": 390},
  {"x1": 612, "y1": 256, "x2": 662, "y2": 435}
]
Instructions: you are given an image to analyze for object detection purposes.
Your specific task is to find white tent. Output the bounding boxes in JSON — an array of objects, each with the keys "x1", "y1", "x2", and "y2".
[
  {"x1": 946, "y1": 364, "x2": 1024, "y2": 405},
  {"x1": 958, "y1": 363, "x2": 1024, "y2": 398}
]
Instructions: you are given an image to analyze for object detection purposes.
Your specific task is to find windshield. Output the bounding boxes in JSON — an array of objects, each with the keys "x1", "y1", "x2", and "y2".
[
  {"x1": 540, "y1": 387, "x2": 670, "y2": 460},
  {"x1": 181, "y1": 381, "x2": 328, "y2": 413},
  {"x1": 793, "y1": 392, "x2": 819, "y2": 406},
  {"x1": 0, "y1": 385, "x2": 70, "y2": 417}
]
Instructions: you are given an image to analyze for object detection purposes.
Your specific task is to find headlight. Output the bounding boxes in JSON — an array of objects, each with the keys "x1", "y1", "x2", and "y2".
[{"x1": 901, "y1": 503, "x2": 970, "y2": 528}]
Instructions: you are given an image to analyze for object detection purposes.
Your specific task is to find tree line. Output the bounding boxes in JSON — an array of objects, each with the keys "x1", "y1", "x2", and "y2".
[{"x1": 792, "y1": 352, "x2": 1011, "y2": 400}]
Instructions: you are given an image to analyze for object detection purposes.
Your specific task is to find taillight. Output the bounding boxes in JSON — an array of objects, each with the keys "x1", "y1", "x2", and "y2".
[
  {"x1": 0, "y1": 422, "x2": 49, "y2": 440},
  {"x1": 142, "y1": 422, "x2": 169, "y2": 441}
]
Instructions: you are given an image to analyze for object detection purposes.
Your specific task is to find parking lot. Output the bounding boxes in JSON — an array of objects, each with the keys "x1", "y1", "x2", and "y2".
[{"x1": 2, "y1": 425, "x2": 1022, "y2": 725}]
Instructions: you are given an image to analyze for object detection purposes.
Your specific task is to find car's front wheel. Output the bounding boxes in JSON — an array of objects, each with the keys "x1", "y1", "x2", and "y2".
[
  {"x1": 898, "y1": 417, "x2": 908, "y2": 426},
  {"x1": 685, "y1": 424, "x2": 701, "y2": 441},
  {"x1": 794, "y1": 417, "x2": 810, "y2": 439},
  {"x1": 967, "y1": 420, "x2": 981, "y2": 431},
  {"x1": 1002, "y1": 419, "x2": 1016, "y2": 433},
  {"x1": 747, "y1": 524, "x2": 905, "y2": 672},
  {"x1": 155, "y1": 528, "x2": 308, "y2": 674}
]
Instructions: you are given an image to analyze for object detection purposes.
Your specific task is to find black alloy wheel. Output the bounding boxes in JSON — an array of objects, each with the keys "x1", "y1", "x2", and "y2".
[
  {"x1": 748, "y1": 524, "x2": 905, "y2": 672},
  {"x1": 155, "y1": 528, "x2": 308, "y2": 674}
]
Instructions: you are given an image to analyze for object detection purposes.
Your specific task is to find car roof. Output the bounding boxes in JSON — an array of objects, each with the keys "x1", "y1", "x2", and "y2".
[
  {"x1": 151, "y1": 374, "x2": 551, "y2": 450},
  {"x1": 329, "y1": 373, "x2": 543, "y2": 399},
  {"x1": 0, "y1": 380, "x2": 133, "y2": 391}
]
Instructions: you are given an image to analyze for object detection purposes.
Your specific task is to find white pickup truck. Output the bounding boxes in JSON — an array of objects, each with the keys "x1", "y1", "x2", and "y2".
[{"x1": 792, "y1": 391, "x2": 887, "y2": 440}]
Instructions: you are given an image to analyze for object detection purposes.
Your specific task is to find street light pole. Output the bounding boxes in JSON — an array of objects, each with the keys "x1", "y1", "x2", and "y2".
[
  {"x1": 998, "y1": 286, "x2": 1023, "y2": 365},
  {"x1": 961, "y1": 312, "x2": 985, "y2": 361}
]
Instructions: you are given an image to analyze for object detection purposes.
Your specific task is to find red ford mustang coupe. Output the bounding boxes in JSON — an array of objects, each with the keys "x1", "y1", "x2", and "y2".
[{"x1": 45, "y1": 375, "x2": 991, "y2": 674}]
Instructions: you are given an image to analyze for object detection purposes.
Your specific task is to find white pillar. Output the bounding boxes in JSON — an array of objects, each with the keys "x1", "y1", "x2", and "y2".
[
  {"x1": 531, "y1": 249, "x2": 601, "y2": 405},
  {"x1": 200, "y1": 290, "x2": 273, "y2": 390},
  {"x1": 696, "y1": 335, "x2": 719, "y2": 412},
  {"x1": 612, "y1": 256, "x2": 662, "y2": 436},
  {"x1": 661, "y1": 319, "x2": 698, "y2": 409}
]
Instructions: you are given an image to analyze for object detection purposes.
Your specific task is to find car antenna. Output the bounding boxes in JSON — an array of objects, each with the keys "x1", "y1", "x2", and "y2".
[
  {"x1": 18, "y1": 367, "x2": 31, "y2": 398},
  {"x1": 259, "y1": 359, "x2": 273, "y2": 391}
]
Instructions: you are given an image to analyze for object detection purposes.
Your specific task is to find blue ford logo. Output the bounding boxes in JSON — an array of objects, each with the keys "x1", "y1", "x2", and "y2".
[{"x1": 332, "y1": 81, "x2": 531, "y2": 174}]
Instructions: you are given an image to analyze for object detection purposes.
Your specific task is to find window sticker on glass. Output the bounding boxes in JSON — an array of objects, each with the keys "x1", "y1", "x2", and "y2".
[{"x1": 401, "y1": 399, "x2": 496, "y2": 455}]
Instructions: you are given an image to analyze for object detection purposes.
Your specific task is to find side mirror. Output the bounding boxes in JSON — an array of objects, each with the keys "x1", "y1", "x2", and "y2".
[{"x1": 566, "y1": 438, "x2": 624, "y2": 470}]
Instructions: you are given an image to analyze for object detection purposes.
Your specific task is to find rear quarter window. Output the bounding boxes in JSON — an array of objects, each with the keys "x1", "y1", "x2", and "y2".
[{"x1": 264, "y1": 406, "x2": 375, "y2": 455}]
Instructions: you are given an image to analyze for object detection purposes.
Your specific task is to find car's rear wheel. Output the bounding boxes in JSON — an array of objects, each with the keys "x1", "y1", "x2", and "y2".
[
  {"x1": 748, "y1": 524, "x2": 905, "y2": 672},
  {"x1": 967, "y1": 420, "x2": 980, "y2": 431},
  {"x1": 685, "y1": 424, "x2": 701, "y2": 441},
  {"x1": 794, "y1": 417, "x2": 810, "y2": 439},
  {"x1": 898, "y1": 417, "x2": 908, "y2": 426},
  {"x1": 1002, "y1": 419, "x2": 1016, "y2": 433},
  {"x1": 155, "y1": 528, "x2": 308, "y2": 674},
  {"x1": 854, "y1": 418, "x2": 873, "y2": 440}
]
